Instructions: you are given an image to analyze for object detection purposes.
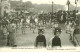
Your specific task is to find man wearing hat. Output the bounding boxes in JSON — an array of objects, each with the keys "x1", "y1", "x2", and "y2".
[
  {"x1": 73, "y1": 26, "x2": 80, "y2": 42},
  {"x1": 35, "y1": 29, "x2": 46, "y2": 48},
  {"x1": 48, "y1": 27, "x2": 62, "y2": 48}
]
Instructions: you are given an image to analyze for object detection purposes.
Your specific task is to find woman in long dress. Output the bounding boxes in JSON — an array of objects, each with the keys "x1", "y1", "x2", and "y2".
[{"x1": 7, "y1": 23, "x2": 16, "y2": 46}]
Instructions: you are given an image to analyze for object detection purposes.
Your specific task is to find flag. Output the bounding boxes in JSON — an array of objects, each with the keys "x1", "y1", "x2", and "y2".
[
  {"x1": 75, "y1": 0, "x2": 76, "y2": 4},
  {"x1": 75, "y1": 0, "x2": 78, "y2": 4},
  {"x1": 66, "y1": 0, "x2": 70, "y2": 5}
]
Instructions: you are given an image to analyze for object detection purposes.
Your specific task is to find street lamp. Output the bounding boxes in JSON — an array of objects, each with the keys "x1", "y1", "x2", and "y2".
[
  {"x1": 75, "y1": 0, "x2": 78, "y2": 21},
  {"x1": 75, "y1": 0, "x2": 78, "y2": 11},
  {"x1": 20, "y1": 0, "x2": 22, "y2": 14},
  {"x1": 67, "y1": 0, "x2": 70, "y2": 19},
  {"x1": 51, "y1": 1, "x2": 53, "y2": 23},
  {"x1": 67, "y1": 0, "x2": 70, "y2": 11},
  {"x1": 52, "y1": 1, "x2": 53, "y2": 14}
]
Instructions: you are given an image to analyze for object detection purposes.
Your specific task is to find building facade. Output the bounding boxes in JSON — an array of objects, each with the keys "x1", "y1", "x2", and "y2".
[
  {"x1": 1, "y1": 0, "x2": 10, "y2": 17},
  {"x1": 0, "y1": 0, "x2": 1, "y2": 16}
]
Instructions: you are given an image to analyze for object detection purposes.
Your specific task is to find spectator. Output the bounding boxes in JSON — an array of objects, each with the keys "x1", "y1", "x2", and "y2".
[
  {"x1": 48, "y1": 27, "x2": 62, "y2": 48},
  {"x1": 35, "y1": 29, "x2": 46, "y2": 48}
]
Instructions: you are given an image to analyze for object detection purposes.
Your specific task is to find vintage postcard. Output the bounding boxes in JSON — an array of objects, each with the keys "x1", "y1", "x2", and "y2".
[{"x1": 0, "y1": 0, "x2": 80, "y2": 52}]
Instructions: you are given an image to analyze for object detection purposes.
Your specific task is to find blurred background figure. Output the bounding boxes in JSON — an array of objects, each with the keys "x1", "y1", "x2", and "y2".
[{"x1": 7, "y1": 22, "x2": 16, "y2": 47}]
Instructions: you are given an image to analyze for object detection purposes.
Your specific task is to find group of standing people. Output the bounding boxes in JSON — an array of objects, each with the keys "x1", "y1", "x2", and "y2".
[
  {"x1": 35, "y1": 27, "x2": 62, "y2": 48},
  {"x1": 65, "y1": 19, "x2": 79, "y2": 41},
  {"x1": 0, "y1": 9, "x2": 79, "y2": 47},
  {"x1": 0, "y1": 15, "x2": 19, "y2": 47}
]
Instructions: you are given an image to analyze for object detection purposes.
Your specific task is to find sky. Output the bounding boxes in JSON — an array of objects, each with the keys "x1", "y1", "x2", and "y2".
[
  {"x1": 14, "y1": 0, "x2": 80, "y2": 6},
  {"x1": 23, "y1": 0, "x2": 80, "y2": 5},
  {"x1": 23, "y1": 0, "x2": 68, "y2": 4}
]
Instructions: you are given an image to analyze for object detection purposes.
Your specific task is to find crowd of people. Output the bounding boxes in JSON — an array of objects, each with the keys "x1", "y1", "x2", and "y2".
[{"x1": 0, "y1": 10, "x2": 80, "y2": 47}]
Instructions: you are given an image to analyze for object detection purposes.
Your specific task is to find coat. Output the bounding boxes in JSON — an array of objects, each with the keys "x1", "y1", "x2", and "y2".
[
  {"x1": 52, "y1": 36, "x2": 61, "y2": 47},
  {"x1": 35, "y1": 35, "x2": 46, "y2": 47},
  {"x1": 0, "y1": 29, "x2": 4, "y2": 38}
]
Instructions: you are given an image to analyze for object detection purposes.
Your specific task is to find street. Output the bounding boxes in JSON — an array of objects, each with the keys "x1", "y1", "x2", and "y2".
[
  {"x1": 0, "y1": 23, "x2": 76, "y2": 48},
  {"x1": 0, "y1": 24, "x2": 75, "y2": 47},
  {"x1": 14, "y1": 24, "x2": 74, "y2": 47}
]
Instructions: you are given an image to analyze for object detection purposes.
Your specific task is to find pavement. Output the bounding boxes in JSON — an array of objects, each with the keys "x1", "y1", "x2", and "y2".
[
  {"x1": 0, "y1": 33, "x2": 7, "y2": 47},
  {"x1": 0, "y1": 24, "x2": 75, "y2": 47}
]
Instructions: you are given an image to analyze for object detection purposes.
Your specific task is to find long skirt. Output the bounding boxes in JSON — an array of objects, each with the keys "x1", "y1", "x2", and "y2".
[{"x1": 7, "y1": 32, "x2": 15, "y2": 46}]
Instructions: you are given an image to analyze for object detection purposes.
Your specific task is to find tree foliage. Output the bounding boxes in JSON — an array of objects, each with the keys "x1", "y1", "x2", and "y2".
[{"x1": 10, "y1": 1, "x2": 33, "y2": 10}]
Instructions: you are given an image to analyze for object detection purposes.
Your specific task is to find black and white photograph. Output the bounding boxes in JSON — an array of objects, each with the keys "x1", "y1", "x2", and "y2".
[{"x1": 0, "y1": 0, "x2": 80, "y2": 49}]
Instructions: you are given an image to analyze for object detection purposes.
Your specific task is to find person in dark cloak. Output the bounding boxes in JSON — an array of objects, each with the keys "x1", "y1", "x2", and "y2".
[
  {"x1": 35, "y1": 29, "x2": 46, "y2": 48},
  {"x1": 48, "y1": 27, "x2": 62, "y2": 48},
  {"x1": 52, "y1": 27, "x2": 61, "y2": 47}
]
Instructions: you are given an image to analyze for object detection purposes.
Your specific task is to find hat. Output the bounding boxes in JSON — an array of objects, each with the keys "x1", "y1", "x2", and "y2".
[
  {"x1": 54, "y1": 27, "x2": 62, "y2": 35},
  {"x1": 38, "y1": 29, "x2": 44, "y2": 34}
]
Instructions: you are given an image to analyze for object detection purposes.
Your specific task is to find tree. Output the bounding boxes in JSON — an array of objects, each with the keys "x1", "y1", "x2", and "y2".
[{"x1": 22, "y1": 1, "x2": 33, "y2": 9}]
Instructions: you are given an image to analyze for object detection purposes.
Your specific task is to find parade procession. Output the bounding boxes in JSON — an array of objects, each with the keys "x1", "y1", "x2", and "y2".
[{"x1": 0, "y1": 0, "x2": 80, "y2": 48}]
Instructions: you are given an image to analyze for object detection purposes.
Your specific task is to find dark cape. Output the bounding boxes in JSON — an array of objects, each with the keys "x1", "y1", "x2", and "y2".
[
  {"x1": 52, "y1": 36, "x2": 61, "y2": 47},
  {"x1": 35, "y1": 35, "x2": 46, "y2": 47}
]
